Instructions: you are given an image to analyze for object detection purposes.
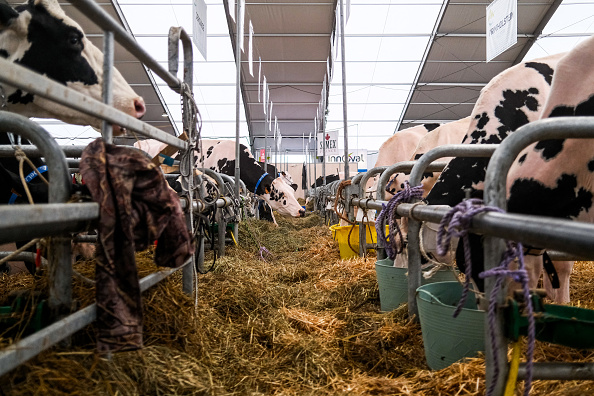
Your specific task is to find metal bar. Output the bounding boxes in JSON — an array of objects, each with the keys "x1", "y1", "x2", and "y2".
[
  {"x1": 377, "y1": 161, "x2": 449, "y2": 201},
  {"x1": 339, "y1": 0, "x2": 349, "y2": 180},
  {"x1": 349, "y1": 198, "x2": 594, "y2": 260},
  {"x1": 407, "y1": 144, "x2": 498, "y2": 319},
  {"x1": 66, "y1": 0, "x2": 181, "y2": 91},
  {"x1": 234, "y1": 0, "x2": 243, "y2": 207},
  {"x1": 0, "y1": 114, "x2": 74, "y2": 314},
  {"x1": 0, "y1": 58, "x2": 186, "y2": 150},
  {"x1": 0, "y1": 264, "x2": 186, "y2": 378},
  {"x1": 0, "y1": 145, "x2": 86, "y2": 158},
  {"x1": 101, "y1": 30, "x2": 114, "y2": 144},
  {"x1": 518, "y1": 362, "x2": 594, "y2": 380},
  {"x1": 0, "y1": 203, "x2": 99, "y2": 245},
  {"x1": 483, "y1": 117, "x2": 594, "y2": 394}
]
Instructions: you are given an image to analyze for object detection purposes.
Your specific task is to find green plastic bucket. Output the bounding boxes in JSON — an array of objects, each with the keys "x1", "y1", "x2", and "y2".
[
  {"x1": 375, "y1": 258, "x2": 458, "y2": 312},
  {"x1": 416, "y1": 281, "x2": 485, "y2": 370}
]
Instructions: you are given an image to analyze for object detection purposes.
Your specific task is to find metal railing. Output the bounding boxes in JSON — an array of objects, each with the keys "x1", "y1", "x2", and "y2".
[{"x1": 337, "y1": 117, "x2": 594, "y2": 395}]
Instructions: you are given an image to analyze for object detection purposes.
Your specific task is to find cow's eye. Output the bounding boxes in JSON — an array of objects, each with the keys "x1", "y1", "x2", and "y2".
[{"x1": 67, "y1": 32, "x2": 82, "y2": 48}]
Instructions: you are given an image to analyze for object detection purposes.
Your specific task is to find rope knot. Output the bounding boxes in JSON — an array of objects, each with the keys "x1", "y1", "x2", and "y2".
[{"x1": 376, "y1": 181, "x2": 424, "y2": 260}]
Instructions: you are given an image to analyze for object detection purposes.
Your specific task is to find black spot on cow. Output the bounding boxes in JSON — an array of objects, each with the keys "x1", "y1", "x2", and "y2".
[
  {"x1": 525, "y1": 61, "x2": 555, "y2": 85},
  {"x1": 518, "y1": 153, "x2": 527, "y2": 164},
  {"x1": 206, "y1": 145, "x2": 214, "y2": 158},
  {"x1": 311, "y1": 174, "x2": 340, "y2": 189},
  {"x1": 508, "y1": 174, "x2": 593, "y2": 219},
  {"x1": 476, "y1": 112, "x2": 489, "y2": 129},
  {"x1": 7, "y1": 89, "x2": 34, "y2": 105},
  {"x1": 549, "y1": 94, "x2": 594, "y2": 118},
  {"x1": 425, "y1": 157, "x2": 488, "y2": 206},
  {"x1": 14, "y1": 3, "x2": 98, "y2": 87},
  {"x1": 0, "y1": 49, "x2": 8, "y2": 58},
  {"x1": 493, "y1": 89, "x2": 539, "y2": 142},
  {"x1": 424, "y1": 123, "x2": 441, "y2": 132},
  {"x1": 534, "y1": 139, "x2": 565, "y2": 160},
  {"x1": 588, "y1": 159, "x2": 594, "y2": 172},
  {"x1": 414, "y1": 153, "x2": 423, "y2": 160}
]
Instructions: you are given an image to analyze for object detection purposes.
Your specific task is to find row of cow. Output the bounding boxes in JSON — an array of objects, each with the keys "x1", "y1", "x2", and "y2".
[{"x1": 335, "y1": 36, "x2": 594, "y2": 306}]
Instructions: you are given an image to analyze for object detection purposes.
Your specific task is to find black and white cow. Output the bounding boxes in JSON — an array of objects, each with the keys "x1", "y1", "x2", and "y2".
[
  {"x1": 0, "y1": 0, "x2": 145, "y2": 130},
  {"x1": 0, "y1": 0, "x2": 145, "y2": 273},
  {"x1": 311, "y1": 174, "x2": 340, "y2": 189},
  {"x1": 506, "y1": 35, "x2": 594, "y2": 303},
  {"x1": 421, "y1": 52, "x2": 568, "y2": 300},
  {"x1": 135, "y1": 139, "x2": 306, "y2": 218},
  {"x1": 0, "y1": 0, "x2": 146, "y2": 203}
]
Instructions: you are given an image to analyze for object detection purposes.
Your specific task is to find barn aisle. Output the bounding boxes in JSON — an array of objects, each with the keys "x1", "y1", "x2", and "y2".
[{"x1": 1, "y1": 214, "x2": 594, "y2": 395}]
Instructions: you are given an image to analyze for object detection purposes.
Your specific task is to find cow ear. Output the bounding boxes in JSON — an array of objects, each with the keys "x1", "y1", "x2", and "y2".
[
  {"x1": 264, "y1": 183, "x2": 271, "y2": 194},
  {"x1": 0, "y1": 1, "x2": 18, "y2": 29}
]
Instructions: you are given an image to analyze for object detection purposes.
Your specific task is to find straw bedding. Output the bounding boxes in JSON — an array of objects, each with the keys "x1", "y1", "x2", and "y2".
[{"x1": 1, "y1": 214, "x2": 594, "y2": 395}]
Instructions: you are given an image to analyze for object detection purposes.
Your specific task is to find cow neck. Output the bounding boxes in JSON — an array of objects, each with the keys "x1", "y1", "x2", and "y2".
[{"x1": 254, "y1": 172, "x2": 268, "y2": 194}]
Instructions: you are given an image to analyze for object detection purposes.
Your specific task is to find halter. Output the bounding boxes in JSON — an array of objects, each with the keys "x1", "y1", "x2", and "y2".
[
  {"x1": 8, "y1": 165, "x2": 48, "y2": 204},
  {"x1": 254, "y1": 172, "x2": 269, "y2": 194}
]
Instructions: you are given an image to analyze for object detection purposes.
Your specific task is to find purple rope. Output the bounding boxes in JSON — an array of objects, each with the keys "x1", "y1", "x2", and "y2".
[
  {"x1": 435, "y1": 198, "x2": 535, "y2": 396},
  {"x1": 259, "y1": 246, "x2": 271, "y2": 262},
  {"x1": 375, "y1": 182, "x2": 424, "y2": 260},
  {"x1": 481, "y1": 241, "x2": 534, "y2": 396}
]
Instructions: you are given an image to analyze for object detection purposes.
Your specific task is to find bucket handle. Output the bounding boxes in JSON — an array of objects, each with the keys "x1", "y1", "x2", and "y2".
[{"x1": 416, "y1": 288, "x2": 445, "y2": 306}]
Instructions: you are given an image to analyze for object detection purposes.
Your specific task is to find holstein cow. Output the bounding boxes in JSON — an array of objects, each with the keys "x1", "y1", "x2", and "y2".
[
  {"x1": 0, "y1": 0, "x2": 146, "y2": 203},
  {"x1": 388, "y1": 117, "x2": 472, "y2": 198},
  {"x1": 506, "y1": 36, "x2": 594, "y2": 303},
  {"x1": 0, "y1": 0, "x2": 145, "y2": 130},
  {"x1": 0, "y1": 0, "x2": 146, "y2": 273},
  {"x1": 422, "y1": 51, "x2": 569, "y2": 302},
  {"x1": 202, "y1": 141, "x2": 304, "y2": 218},
  {"x1": 134, "y1": 139, "x2": 305, "y2": 218},
  {"x1": 386, "y1": 117, "x2": 471, "y2": 267},
  {"x1": 371, "y1": 123, "x2": 440, "y2": 199}
]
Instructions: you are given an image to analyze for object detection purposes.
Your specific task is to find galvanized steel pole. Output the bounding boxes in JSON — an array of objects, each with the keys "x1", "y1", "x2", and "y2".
[
  {"x1": 339, "y1": 0, "x2": 349, "y2": 179},
  {"x1": 101, "y1": 30, "x2": 114, "y2": 144},
  {"x1": 234, "y1": 0, "x2": 243, "y2": 202}
]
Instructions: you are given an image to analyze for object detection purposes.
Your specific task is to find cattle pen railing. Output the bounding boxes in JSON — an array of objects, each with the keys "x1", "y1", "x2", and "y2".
[
  {"x1": 331, "y1": 116, "x2": 594, "y2": 395},
  {"x1": 0, "y1": 0, "x2": 239, "y2": 378}
]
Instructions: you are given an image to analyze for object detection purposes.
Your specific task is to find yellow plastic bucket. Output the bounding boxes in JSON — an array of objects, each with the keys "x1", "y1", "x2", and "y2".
[{"x1": 330, "y1": 224, "x2": 381, "y2": 259}]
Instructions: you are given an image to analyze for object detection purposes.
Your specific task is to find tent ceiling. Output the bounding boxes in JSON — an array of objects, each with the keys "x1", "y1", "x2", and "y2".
[
  {"x1": 398, "y1": 0, "x2": 563, "y2": 131},
  {"x1": 224, "y1": 0, "x2": 337, "y2": 152}
]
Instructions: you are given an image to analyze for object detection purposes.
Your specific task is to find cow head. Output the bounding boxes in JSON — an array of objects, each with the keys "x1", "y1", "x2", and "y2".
[
  {"x1": 0, "y1": 0, "x2": 145, "y2": 132},
  {"x1": 262, "y1": 177, "x2": 305, "y2": 218},
  {"x1": 279, "y1": 171, "x2": 298, "y2": 191}
]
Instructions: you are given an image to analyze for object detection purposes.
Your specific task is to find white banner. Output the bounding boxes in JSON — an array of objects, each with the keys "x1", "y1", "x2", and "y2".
[
  {"x1": 486, "y1": 0, "x2": 517, "y2": 62},
  {"x1": 258, "y1": 57, "x2": 261, "y2": 101},
  {"x1": 248, "y1": 21, "x2": 253, "y2": 76},
  {"x1": 192, "y1": 0, "x2": 207, "y2": 60},
  {"x1": 327, "y1": 149, "x2": 367, "y2": 171},
  {"x1": 239, "y1": 0, "x2": 245, "y2": 52},
  {"x1": 317, "y1": 130, "x2": 338, "y2": 156}
]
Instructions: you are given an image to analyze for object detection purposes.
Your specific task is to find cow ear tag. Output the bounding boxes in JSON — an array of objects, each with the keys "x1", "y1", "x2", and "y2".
[{"x1": 264, "y1": 186, "x2": 271, "y2": 194}]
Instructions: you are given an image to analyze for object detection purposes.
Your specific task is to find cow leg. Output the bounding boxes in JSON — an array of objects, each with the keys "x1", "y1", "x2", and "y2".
[{"x1": 543, "y1": 260, "x2": 574, "y2": 304}]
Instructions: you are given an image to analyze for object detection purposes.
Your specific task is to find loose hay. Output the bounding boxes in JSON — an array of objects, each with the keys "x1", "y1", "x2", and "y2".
[{"x1": 1, "y1": 214, "x2": 594, "y2": 395}]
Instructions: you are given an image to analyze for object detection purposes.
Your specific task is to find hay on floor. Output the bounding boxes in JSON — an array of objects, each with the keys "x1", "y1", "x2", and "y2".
[{"x1": 1, "y1": 213, "x2": 594, "y2": 395}]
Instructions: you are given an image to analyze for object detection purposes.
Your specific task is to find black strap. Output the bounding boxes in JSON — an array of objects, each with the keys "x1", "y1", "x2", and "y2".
[{"x1": 543, "y1": 251, "x2": 560, "y2": 289}]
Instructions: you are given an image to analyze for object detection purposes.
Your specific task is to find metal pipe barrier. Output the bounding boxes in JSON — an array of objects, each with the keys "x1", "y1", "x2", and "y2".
[
  {"x1": 0, "y1": 263, "x2": 188, "y2": 378},
  {"x1": 0, "y1": 0, "x2": 208, "y2": 376},
  {"x1": 483, "y1": 117, "x2": 594, "y2": 394},
  {"x1": 354, "y1": 161, "x2": 448, "y2": 259},
  {"x1": 407, "y1": 144, "x2": 499, "y2": 318},
  {"x1": 0, "y1": 113, "x2": 87, "y2": 317}
]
